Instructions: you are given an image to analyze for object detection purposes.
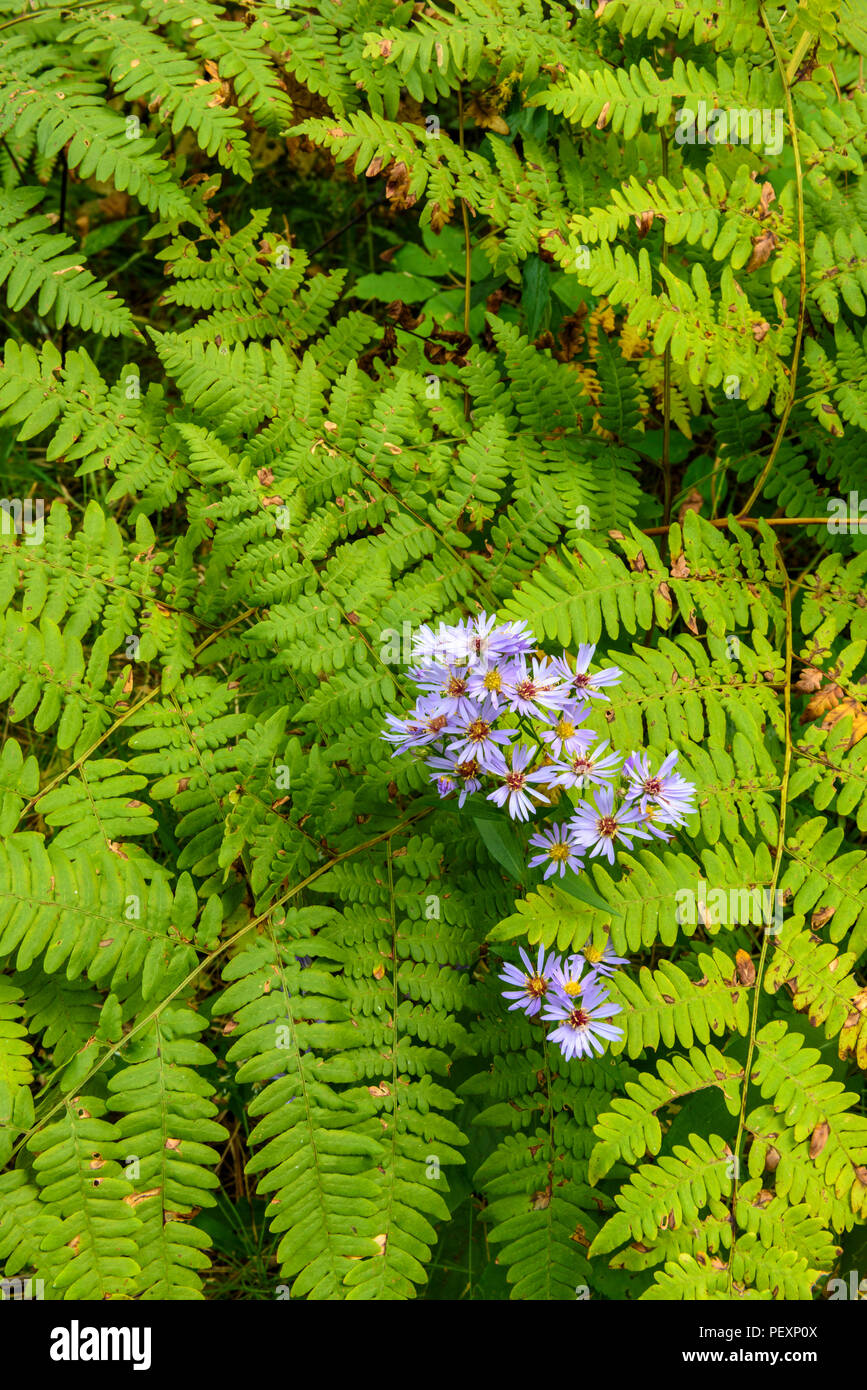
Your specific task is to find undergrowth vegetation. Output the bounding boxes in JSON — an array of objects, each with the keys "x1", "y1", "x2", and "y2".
[{"x1": 0, "y1": 0, "x2": 865, "y2": 1301}]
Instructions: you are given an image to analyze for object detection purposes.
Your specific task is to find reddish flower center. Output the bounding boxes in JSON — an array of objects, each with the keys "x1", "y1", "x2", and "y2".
[
  {"x1": 645, "y1": 777, "x2": 661, "y2": 795},
  {"x1": 505, "y1": 770, "x2": 526, "y2": 791},
  {"x1": 598, "y1": 815, "x2": 618, "y2": 837},
  {"x1": 447, "y1": 676, "x2": 467, "y2": 697},
  {"x1": 525, "y1": 974, "x2": 546, "y2": 997},
  {"x1": 573, "y1": 672, "x2": 590, "y2": 688},
  {"x1": 429, "y1": 715, "x2": 448, "y2": 733},
  {"x1": 567, "y1": 1008, "x2": 590, "y2": 1027},
  {"x1": 456, "y1": 759, "x2": 479, "y2": 780},
  {"x1": 516, "y1": 680, "x2": 538, "y2": 700},
  {"x1": 467, "y1": 719, "x2": 490, "y2": 741}
]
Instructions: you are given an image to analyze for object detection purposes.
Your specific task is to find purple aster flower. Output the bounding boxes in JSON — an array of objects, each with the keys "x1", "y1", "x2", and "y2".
[
  {"x1": 638, "y1": 802, "x2": 676, "y2": 842},
  {"x1": 580, "y1": 935, "x2": 629, "y2": 977},
  {"x1": 550, "y1": 952, "x2": 596, "y2": 997},
  {"x1": 542, "y1": 977, "x2": 624, "y2": 1060},
  {"x1": 547, "y1": 739, "x2": 623, "y2": 790},
  {"x1": 482, "y1": 617, "x2": 538, "y2": 659},
  {"x1": 456, "y1": 613, "x2": 504, "y2": 668},
  {"x1": 427, "y1": 752, "x2": 482, "y2": 808},
  {"x1": 382, "y1": 696, "x2": 453, "y2": 756},
  {"x1": 551, "y1": 645, "x2": 623, "y2": 702},
  {"x1": 498, "y1": 942, "x2": 560, "y2": 1017},
  {"x1": 503, "y1": 656, "x2": 570, "y2": 719},
  {"x1": 410, "y1": 662, "x2": 478, "y2": 722},
  {"x1": 446, "y1": 698, "x2": 514, "y2": 774},
  {"x1": 538, "y1": 702, "x2": 592, "y2": 760},
  {"x1": 411, "y1": 614, "x2": 537, "y2": 672},
  {"x1": 569, "y1": 785, "x2": 653, "y2": 864},
  {"x1": 622, "y1": 750, "x2": 697, "y2": 825},
  {"x1": 411, "y1": 622, "x2": 466, "y2": 668},
  {"x1": 466, "y1": 656, "x2": 520, "y2": 711},
  {"x1": 528, "y1": 822, "x2": 584, "y2": 879},
  {"x1": 454, "y1": 613, "x2": 539, "y2": 665},
  {"x1": 486, "y1": 744, "x2": 551, "y2": 822}
]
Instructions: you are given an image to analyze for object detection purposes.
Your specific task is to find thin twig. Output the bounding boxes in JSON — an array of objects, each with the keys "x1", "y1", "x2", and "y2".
[
  {"x1": 309, "y1": 194, "x2": 387, "y2": 260},
  {"x1": 660, "y1": 129, "x2": 672, "y2": 528},
  {"x1": 58, "y1": 150, "x2": 69, "y2": 359},
  {"x1": 726, "y1": 537, "x2": 794, "y2": 1294},
  {"x1": 736, "y1": 5, "x2": 808, "y2": 518},
  {"x1": 457, "y1": 87, "x2": 473, "y2": 420}
]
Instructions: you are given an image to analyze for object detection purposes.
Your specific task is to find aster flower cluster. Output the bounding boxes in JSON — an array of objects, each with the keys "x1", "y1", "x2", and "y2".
[
  {"x1": 381, "y1": 613, "x2": 697, "y2": 876},
  {"x1": 499, "y1": 938, "x2": 627, "y2": 1060}
]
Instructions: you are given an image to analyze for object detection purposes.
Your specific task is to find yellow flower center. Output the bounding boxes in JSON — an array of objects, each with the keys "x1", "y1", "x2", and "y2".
[
  {"x1": 483, "y1": 669, "x2": 503, "y2": 691},
  {"x1": 525, "y1": 974, "x2": 546, "y2": 997},
  {"x1": 456, "y1": 759, "x2": 479, "y2": 780},
  {"x1": 563, "y1": 979, "x2": 583, "y2": 996},
  {"x1": 583, "y1": 944, "x2": 603, "y2": 963},
  {"x1": 555, "y1": 719, "x2": 575, "y2": 738},
  {"x1": 549, "y1": 843, "x2": 571, "y2": 861}
]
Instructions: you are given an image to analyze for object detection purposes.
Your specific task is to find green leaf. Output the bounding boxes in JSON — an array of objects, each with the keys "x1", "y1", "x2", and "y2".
[
  {"x1": 472, "y1": 814, "x2": 528, "y2": 883},
  {"x1": 521, "y1": 254, "x2": 550, "y2": 339}
]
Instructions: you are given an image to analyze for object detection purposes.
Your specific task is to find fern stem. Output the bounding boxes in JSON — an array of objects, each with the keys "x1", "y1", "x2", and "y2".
[
  {"x1": 457, "y1": 88, "x2": 473, "y2": 422},
  {"x1": 0, "y1": 0, "x2": 106, "y2": 28},
  {"x1": 660, "y1": 130, "x2": 672, "y2": 529},
  {"x1": 641, "y1": 514, "x2": 855, "y2": 535},
  {"x1": 789, "y1": 541, "x2": 829, "y2": 599},
  {"x1": 380, "y1": 838, "x2": 402, "y2": 1261},
  {"x1": 58, "y1": 151, "x2": 69, "y2": 360},
  {"x1": 726, "y1": 538, "x2": 794, "y2": 1295},
  {"x1": 457, "y1": 89, "x2": 472, "y2": 341},
  {"x1": 736, "y1": 5, "x2": 808, "y2": 519},
  {"x1": 1, "y1": 139, "x2": 23, "y2": 180}
]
